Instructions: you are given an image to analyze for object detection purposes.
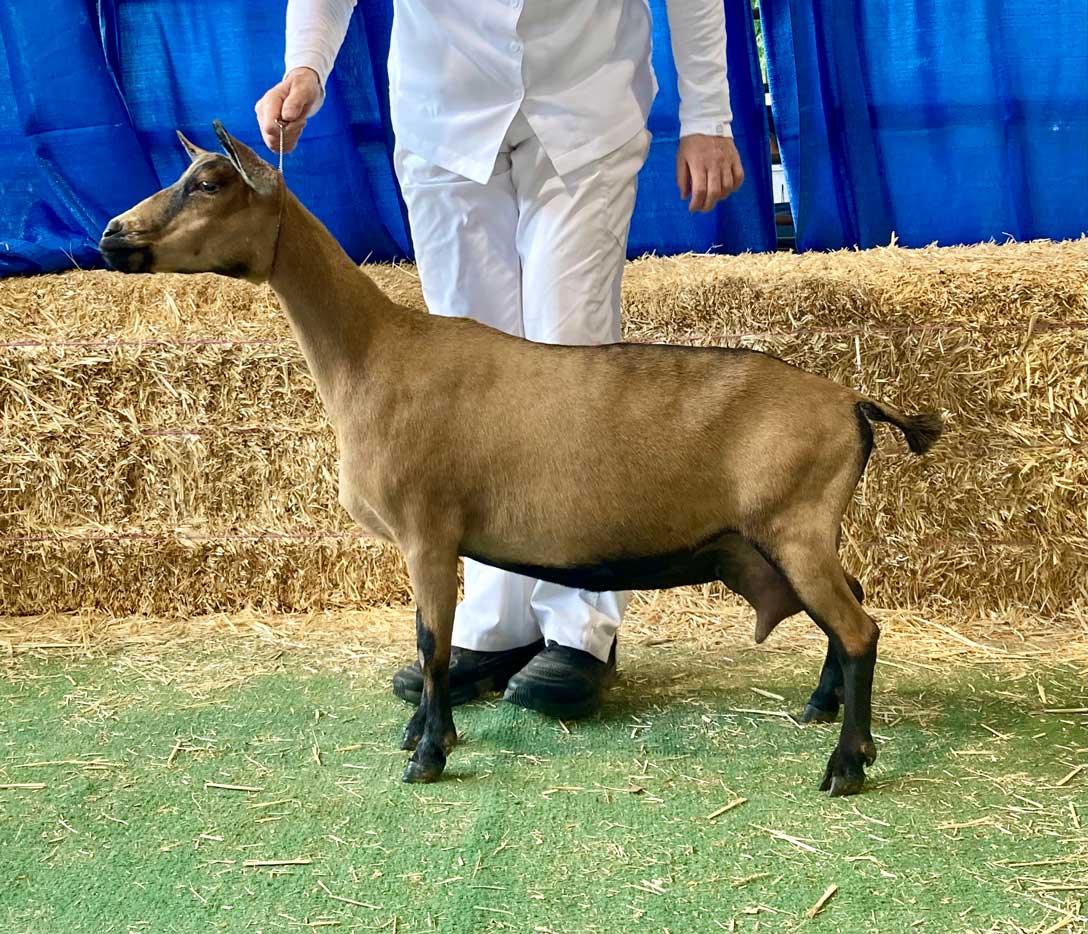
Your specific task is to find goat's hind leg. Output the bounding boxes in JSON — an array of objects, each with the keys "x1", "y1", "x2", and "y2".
[
  {"x1": 801, "y1": 642, "x2": 844, "y2": 723},
  {"x1": 799, "y1": 574, "x2": 864, "y2": 724},
  {"x1": 771, "y1": 540, "x2": 879, "y2": 796},
  {"x1": 400, "y1": 548, "x2": 459, "y2": 784},
  {"x1": 715, "y1": 536, "x2": 846, "y2": 725}
]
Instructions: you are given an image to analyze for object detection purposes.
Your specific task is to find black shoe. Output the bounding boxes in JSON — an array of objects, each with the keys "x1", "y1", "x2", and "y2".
[
  {"x1": 391, "y1": 639, "x2": 545, "y2": 707},
  {"x1": 502, "y1": 639, "x2": 617, "y2": 720}
]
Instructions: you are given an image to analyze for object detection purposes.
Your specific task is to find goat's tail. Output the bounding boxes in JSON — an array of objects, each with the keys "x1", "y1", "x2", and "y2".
[{"x1": 857, "y1": 400, "x2": 943, "y2": 455}]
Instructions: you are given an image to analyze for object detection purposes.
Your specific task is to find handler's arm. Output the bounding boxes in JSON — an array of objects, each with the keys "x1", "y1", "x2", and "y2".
[
  {"x1": 255, "y1": 0, "x2": 357, "y2": 154},
  {"x1": 666, "y1": 0, "x2": 745, "y2": 211}
]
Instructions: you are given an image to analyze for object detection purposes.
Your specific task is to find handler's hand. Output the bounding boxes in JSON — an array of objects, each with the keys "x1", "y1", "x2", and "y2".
[
  {"x1": 255, "y1": 67, "x2": 322, "y2": 155},
  {"x1": 677, "y1": 134, "x2": 744, "y2": 212}
]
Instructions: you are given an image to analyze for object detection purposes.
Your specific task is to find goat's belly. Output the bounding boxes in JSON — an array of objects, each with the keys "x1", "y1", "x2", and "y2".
[{"x1": 462, "y1": 543, "x2": 723, "y2": 592}]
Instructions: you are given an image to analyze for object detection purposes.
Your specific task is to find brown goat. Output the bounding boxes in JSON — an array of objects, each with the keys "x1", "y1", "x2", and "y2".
[{"x1": 100, "y1": 123, "x2": 942, "y2": 795}]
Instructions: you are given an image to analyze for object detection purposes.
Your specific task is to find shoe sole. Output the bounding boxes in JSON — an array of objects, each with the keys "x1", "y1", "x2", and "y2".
[
  {"x1": 502, "y1": 668, "x2": 618, "y2": 721},
  {"x1": 501, "y1": 683, "x2": 604, "y2": 720}
]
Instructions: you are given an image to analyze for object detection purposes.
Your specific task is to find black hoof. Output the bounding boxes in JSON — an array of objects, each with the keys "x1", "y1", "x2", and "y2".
[
  {"x1": 819, "y1": 746, "x2": 868, "y2": 796},
  {"x1": 401, "y1": 760, "x2": 444, "y2": 784},
  {"x1": 401, "y1": 738, "x2": 447, "y2": 784},
  {"x1": 800, "y1": 703, "x2": 839, "y2": 724},
  {"x1": 827, "y1": 772, "x2": 865, "y2": 796}
]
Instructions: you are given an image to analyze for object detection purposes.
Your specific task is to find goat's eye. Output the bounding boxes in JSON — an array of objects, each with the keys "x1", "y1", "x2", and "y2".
[{"x1": 198, "y1": 181, "x2": 219, "y2": 193}]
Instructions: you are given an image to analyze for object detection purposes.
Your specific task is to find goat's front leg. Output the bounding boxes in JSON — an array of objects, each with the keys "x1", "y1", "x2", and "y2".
[
  {"x1": 400, "y1": 547, "x2": 459, "y2": 784},
  {"x1": 400, "y1": 609, "x2": 430, "y2": 751}
]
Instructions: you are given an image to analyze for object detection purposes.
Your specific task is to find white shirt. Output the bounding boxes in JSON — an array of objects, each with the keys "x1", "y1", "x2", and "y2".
[{"x1": 286, "y1": 0, "x2": 733, "y2": 184}]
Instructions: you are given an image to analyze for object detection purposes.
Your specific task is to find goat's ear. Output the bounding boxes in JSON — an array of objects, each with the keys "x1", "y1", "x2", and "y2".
[
  {"x1": 176, "y1": 130, "x2": 209, "y2": 163},
  {"x1": 211, "y1": 120, "x2": 279, "y2": 196}
]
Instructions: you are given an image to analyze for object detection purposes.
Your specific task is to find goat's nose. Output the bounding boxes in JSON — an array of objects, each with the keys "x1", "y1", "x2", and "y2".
[{"x1": 103, "y1": 218, "x2": 123, "y2": 238}]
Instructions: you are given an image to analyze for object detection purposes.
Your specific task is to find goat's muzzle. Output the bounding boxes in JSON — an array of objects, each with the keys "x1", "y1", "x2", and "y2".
[{"x1": 99, "y1": 220, "x2": 153, "y2": 273}]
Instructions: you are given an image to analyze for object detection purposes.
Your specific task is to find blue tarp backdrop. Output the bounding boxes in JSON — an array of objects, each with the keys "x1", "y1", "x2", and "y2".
[
  {"x1": 0, "y1": 0, "x2": 774, "y2": 275},
  {"x1": 1, "y1": 1, "x2": 1086, "y2": 275},
  {"x1": 760, "y1": 0, "x2": 1088, "y2": 251}
]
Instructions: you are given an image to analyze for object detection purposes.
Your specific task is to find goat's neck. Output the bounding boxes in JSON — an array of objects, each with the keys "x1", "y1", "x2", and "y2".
[{"x1": 267, "y1": 189, "x2": 392, "y2": 417}]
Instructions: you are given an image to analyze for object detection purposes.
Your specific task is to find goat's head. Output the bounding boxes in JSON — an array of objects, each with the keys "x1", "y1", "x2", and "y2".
[{"x1": 100, "y1": 122, "x2": 282, "y2": 281}]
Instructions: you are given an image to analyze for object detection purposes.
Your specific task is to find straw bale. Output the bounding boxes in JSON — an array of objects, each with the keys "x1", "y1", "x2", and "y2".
[
  {"x1": 1, "y1": 424, "x2": 343, "y2": 531},
  {"x1": 1, "y1": 239, "x2": 1085, "y2": 618},
  {"x1": 0, "y1": 531, "x2": 408, "y2": 618}
]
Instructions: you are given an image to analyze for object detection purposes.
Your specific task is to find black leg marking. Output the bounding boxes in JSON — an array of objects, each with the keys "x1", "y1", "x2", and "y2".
[
  {"x1": 802, "y1": 642, "x2": 844, "y2": 723},
  {"x1": 802, "y1": 574, "x2": 864, "y2": 722},
  {"x1": 401, "y1": 555, "x2": 459, "y2": 784},
  {"x1": 400, "y1": 609, "x2": 435, "y2": 751},
  {"x1": 819, "y1": 639, "x2": 878, "y2": 796},
  {"x1": 402, "y1": 657, "x2": 456, "y2": 783},
  {"x1": 415, "y1": 608, "x2": 436, "y2": 666}
]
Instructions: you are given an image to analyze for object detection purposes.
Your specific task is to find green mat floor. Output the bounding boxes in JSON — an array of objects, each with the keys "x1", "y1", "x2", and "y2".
[{"x1": 2, "y1": 635, "x2": 1085, "y2": 933}]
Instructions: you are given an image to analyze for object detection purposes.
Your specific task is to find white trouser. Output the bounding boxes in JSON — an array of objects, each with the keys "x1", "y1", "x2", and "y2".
[{"x1": 394, "y1": 112, "x2": 650, "y2": 663}]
